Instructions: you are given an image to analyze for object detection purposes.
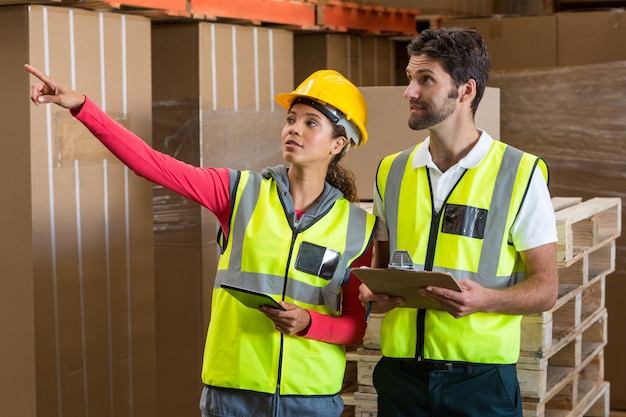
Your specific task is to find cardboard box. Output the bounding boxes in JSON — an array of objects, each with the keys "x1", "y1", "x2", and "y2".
[
  {"x1": 343, "y1": 86, "x2": 500, "y2": 201},
  {"x1": 2, "y1": 5, "x2": 155, "y2": 417},
  {"x1": 1, "y1": 6, "x2": 36, "y2": 416},
  {"x1": 294, "y1": 33, "x2": 395, "y2": 87},
  {"x1": 444, "y1": 10, "x2": 626, "y2": 71},
  {"x1": 151, "y1": 21, "x2": 293, "y2": 417},
  {"x1": 492, "y1": 0, "x2": 547, "y2": 15},
  {"x1": 442, "y1": 15, "x2": 558, "y2": 70},
  {"x1": 557, "y1": 9, "x2": 626, "y2": 66}
]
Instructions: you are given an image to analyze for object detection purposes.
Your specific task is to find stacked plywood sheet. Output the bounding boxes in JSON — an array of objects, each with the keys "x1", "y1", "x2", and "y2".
[{"x1": 341, "y1": 197, "x2": 621, "y2": 417}]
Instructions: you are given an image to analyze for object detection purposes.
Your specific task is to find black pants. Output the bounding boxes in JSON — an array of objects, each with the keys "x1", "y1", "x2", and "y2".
[{"x1": 373, "y1": 357, "x2": 522, "y2": 417}]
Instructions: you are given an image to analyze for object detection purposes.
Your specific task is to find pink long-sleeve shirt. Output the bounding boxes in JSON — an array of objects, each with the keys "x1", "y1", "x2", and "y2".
[{"x1": 72, "y1": 96, "x2": 370, "y2": 346}]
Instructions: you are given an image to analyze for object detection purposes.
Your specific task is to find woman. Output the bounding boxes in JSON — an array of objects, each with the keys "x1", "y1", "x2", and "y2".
[{"x1": 27, "y1": 64, "x2": 377, "y2": 417}]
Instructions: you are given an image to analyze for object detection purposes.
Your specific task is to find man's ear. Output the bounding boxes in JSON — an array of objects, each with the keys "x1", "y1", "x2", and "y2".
[{"x1": 460, "y1": 79, "x2": 477, "y2": 104}]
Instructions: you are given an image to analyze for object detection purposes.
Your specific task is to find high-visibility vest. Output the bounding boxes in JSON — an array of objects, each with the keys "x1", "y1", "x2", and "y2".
[
  {"x1": 202, "y1": 169, "x2": 376, "y2": 394},
  {"x1": 376, "y1": 140, "x2": 548, "y2": 363}
]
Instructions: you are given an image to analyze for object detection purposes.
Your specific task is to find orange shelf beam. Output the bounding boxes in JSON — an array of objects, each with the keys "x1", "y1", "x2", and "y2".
[
  {"x1": 190, "y1": 0, "x2": 316, "y2": 27},
  {"x1": 56, "y1": 0, "x2": 189, "y2": 16},
  {"x1": 117, "y1": 0, "x2": 187, "y2": 15},
  {"x1": 317, "y1": 1, "x2": 420, "y2": 35},
  {"x1": 57, "y1": 0, "x2": 420, "y2": 33}
]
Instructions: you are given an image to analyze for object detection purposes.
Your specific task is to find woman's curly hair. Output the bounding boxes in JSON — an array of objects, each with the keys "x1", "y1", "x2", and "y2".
[{"x1": 325, "y1": 124, "x2": 359, "y2": 203}]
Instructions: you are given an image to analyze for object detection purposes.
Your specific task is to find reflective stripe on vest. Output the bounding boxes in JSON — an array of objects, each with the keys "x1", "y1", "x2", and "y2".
[
  {"x1": 202, "y1": 170, "x2": 376, "y2": 394},
  {"x1": 376, "y1": 141, "x2": 547, "y2": 363}
]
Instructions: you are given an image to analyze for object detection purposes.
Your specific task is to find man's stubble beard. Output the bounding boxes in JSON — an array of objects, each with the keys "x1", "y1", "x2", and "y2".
[{"x1": 408, "y1": 88, "x2": 459, "y2": 131}]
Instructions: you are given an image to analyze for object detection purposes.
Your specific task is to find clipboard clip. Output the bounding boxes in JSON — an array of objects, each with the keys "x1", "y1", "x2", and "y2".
[{"x1": 388, "y1": 250, "x2": 414, "y2": 270}]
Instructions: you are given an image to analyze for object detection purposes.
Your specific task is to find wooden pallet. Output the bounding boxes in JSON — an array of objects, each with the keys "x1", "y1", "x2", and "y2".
[
  {"x1": 520, "y1": 270, "x2": 609, "y2": 354},
  {"x1": 342, "y1": 366, "x2": 610, "y2": 417},
  {"x1": 517, "y1": 308, "x2": 607, "y2": 401},
  {"x1": 341, "y1": 197, "x2": 620, "y2": 417},
  {"x1": 343, "y1": 331, "x2": 609, "y2": 417},
  {"x1": 553, "y1": 197, "x2": 621, "y2": 267},
  {"x1": 522, "y1": 380, "x2": 610, "y2": 417}
]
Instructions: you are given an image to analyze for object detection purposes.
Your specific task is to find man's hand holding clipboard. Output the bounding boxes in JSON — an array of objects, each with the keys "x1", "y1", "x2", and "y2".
[
  {"x1": 354, "y1": 268, "x2": 462, "y2": 310},
  {"x1": 355, "y1": 250, "x2": 464, "y2": 316}
]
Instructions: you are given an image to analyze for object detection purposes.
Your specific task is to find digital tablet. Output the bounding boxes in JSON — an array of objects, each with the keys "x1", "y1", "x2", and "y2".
[{"x1": 221, "y1": 284, "x2": 286, "y2": 311}]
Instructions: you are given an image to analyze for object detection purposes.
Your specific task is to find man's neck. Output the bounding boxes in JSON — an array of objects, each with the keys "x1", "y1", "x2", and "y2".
[{"x1": 428, "y1": 125, "x2": 481, "y2": 173}]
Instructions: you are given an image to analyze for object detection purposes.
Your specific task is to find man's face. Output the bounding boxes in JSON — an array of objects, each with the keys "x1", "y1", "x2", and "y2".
[{"x1": 403, "y1": 55, "x2": 459, "y2": 131}]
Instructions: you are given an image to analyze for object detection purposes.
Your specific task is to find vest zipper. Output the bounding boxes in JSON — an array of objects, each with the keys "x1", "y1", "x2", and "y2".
[
  {"x1": 276, "y1": 229, "x2": 299, "y2": 392},
  {"x1": 416, "y1": 209, "x2": 440, "y2": 362},
  {"x1": 415, "y1": 169, "x2": 466, "y2": 361},
  {"x1": 424, "y1": 210, "x2": 440, "y2": 272},
  {"x1": 276, "y1": 333, "x2": 285, "y2": 394}
]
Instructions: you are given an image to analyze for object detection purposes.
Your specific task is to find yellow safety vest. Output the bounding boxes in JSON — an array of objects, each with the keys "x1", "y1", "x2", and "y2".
[
  {"x1": 376, "y1": 141, "x2": 548, "y2": 363},
  {"x1": 202, "y1": 169, "x2": 376, "y2": 394}
]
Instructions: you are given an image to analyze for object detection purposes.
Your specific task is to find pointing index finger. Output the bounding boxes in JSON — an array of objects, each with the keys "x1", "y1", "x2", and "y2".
[{"x1": 24, "y1": 64, "x2": 49, "y2": 83}]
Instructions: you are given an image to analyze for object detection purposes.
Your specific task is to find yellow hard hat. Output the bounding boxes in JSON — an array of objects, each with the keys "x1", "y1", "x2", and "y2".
[{"x1": 275, "y1": 70, "x2": 368, "y2": 147}]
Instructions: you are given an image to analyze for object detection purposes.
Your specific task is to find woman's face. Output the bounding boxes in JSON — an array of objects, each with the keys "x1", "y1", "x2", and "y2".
[{"x1": 281, "y1": 103, "x2": 344, "y2": 167}]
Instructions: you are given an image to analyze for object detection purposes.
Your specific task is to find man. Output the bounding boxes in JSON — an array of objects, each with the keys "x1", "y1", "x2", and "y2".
[{"x1": 360, "y1": 27, "x2": 559, "y2": 417}]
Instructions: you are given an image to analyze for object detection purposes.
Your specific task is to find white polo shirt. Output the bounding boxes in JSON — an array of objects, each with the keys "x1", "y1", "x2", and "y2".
[{"x1": 373, "y1": 131, "x2": 558, "y2": 252}]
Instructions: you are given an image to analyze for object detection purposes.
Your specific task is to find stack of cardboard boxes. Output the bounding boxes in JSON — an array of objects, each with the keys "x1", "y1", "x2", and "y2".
[
  {"x1": 443, "y1": 9, "x2": 626, "y2": 69},
  {"x1": 2, "y1": 5, "x2": 156, "y2": 417}
]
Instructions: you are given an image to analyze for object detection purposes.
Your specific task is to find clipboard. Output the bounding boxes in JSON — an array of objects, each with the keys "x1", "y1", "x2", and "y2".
[
  {"x1": 352, "y1": 268, "x2": 462, "y2": 310},
  {"x1": 221, "y1": 284, "x2": 286, "y2": 311}
]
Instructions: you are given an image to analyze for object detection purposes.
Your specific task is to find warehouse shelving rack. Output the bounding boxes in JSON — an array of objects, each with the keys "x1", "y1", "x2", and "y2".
[{"x1": 25, "y1": 0, "x2": 422, "y2": 35}]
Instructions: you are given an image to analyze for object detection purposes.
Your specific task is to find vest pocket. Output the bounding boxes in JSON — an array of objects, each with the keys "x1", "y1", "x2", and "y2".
[
  {"x1": 442, "y1": 204, "x2": 488, "y2": 239},
  {"x1": 295, "y1": 241, "x2": 341, "y2": 280}
]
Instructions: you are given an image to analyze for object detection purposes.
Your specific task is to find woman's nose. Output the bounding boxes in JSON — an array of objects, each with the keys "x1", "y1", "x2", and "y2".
[{"x1": 288, "y1": 120, "x2": 303, "y2": 135}]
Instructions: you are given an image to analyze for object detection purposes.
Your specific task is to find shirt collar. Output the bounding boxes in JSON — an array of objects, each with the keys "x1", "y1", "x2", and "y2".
[{"x1": 411, "y1": 130, "x2": 494, "y2": 171}]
